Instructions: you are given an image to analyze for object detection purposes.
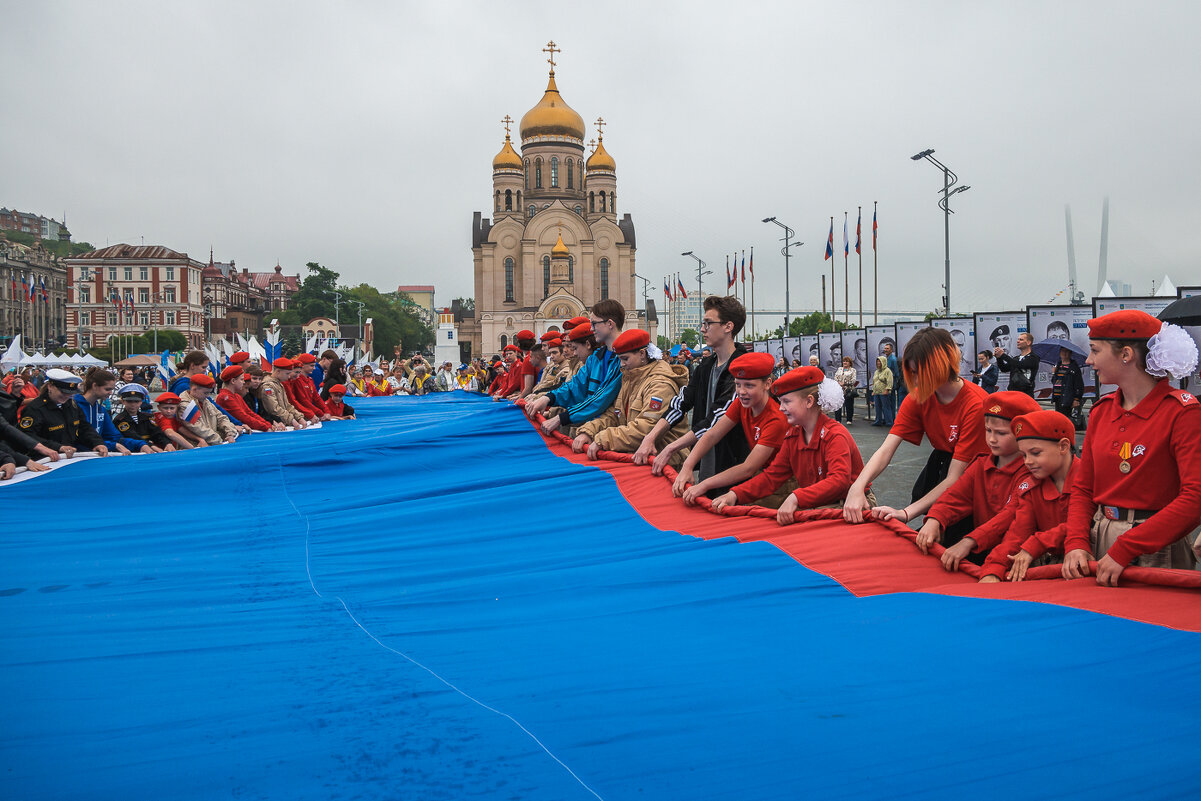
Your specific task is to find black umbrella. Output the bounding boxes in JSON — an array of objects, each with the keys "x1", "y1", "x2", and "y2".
[
  {"x1": 1158, "y1": 295, "x2": 1201, "y2": 326},
  {"x1": 1031, "y1": 338, "x2": 1086, "y2": 366}
]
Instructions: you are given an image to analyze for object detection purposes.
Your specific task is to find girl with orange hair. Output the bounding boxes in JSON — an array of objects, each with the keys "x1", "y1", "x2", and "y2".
[{"x1": 842, "y1": 327, "x2": 991, "y2": 545}]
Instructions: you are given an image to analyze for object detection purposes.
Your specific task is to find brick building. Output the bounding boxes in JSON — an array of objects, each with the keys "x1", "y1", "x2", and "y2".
[
  {"x1": 65, "y1": 244, "x2": 207, "y2": 349},
  {"x1": 1, "y1": 238, "x2": 68, "y2": 349},
  {"x1": 0, "y1": 208, "x2": 70, "y2": 242}
]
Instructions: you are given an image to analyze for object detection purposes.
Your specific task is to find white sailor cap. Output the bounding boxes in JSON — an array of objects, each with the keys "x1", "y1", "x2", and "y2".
[
  {"x1": 46, "y1": 368, "x2": 82, "y2": 386},
  {"x1": 117, "y1": 383, "x2": 150, "y2": 400}
]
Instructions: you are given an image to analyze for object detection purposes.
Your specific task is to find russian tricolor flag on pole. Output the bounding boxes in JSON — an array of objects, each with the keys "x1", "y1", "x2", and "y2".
[
  {"x1": 676, "y1": 275, "x2": 688, "y2": 300},
  {"x1": 824, "y1": 220, "x2": 834, "y2": 261},
  {"x1": 855, "y1": 211, "x2": 861, "y2": 255},
  {"x1": 663, "y1": 277, "x2": 672, "y2": 302}
]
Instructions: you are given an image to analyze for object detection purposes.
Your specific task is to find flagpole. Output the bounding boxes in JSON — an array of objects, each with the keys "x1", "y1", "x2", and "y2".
[
  {"x1": 829, "y1": 217, "x2": 835, "y2": 326},
  {"x1": 873, "y1": 201, "x2": 879, "y2": 325},
  {"x1": 858, "y1": 205, "x2": 864, "y2": 328},
  {"x1": 749, "y1": 246, "x2": 755, "y2": 341},
  {"x1": 843, "y1": 211, "x2": 849, "y2": 327}
]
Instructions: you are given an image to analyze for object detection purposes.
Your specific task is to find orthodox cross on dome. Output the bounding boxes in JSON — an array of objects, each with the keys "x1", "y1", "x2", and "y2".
[
  {"x1": 501, "y1": 114, "x2": 513, "y2": 135},
  {"x1": 594, "y1": 116, "x2": 606, "y2": 138},
  {"x1": 543, "y1": 41, "x2": 560, "y2": 73},
  {"x1": 588, "y1": 138, "x2": 596, "y2": 152}
]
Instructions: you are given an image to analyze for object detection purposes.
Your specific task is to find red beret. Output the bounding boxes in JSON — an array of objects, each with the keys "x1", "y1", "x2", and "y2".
[
  {"x1": 155, "y1": 392, "x2": 181, "y2": 404},
  {"x1": 566, "y1": 322, "x2": 594, "y2": 341},
  {"x1": 545, "y1": 337, "x2": 563, "y2": 347},
  {"x1": 771, "y1": 366, "x2": 825, "y2": 397},
  {"x1": 1087, "y1": 309, "x2": 1161, "y2": 340},
  {"x1": 229, "y1": 351, "x2": 250, "y2": 364},
  {"x1": 328, "y1": 384, "x2": 347, "y2": 395},
  {"x1": 540, "y1": 331, "x2": 561, "y2": 342},
  {"x1": 220, "y1": 365, "x2": 244, "y2": 382},
  {"x1": 503, "y1": 344, "x2": 521, "y2": 354},
  {"x1": 729, "y1": 351, "x2": 776, "y2": 380},
  {"x1": 516, "y1": 330, "x2": 536, "y2": 341},
  {"x1": 612, "y1": 329, "x2": 650, "y2": 354},
  {"x1": 981, "y1": 390, "x2": 1041, "y2": 421},
  {"x1": 565, "y1": 316, "x2": 588, "y2": 330},
  {"x1": 272, "y1": 357, "x2": 293, "y2": 368},
  {"x1": 1012, "y1": 410, "x2": 1075, "y2": 443},
  {"x1": 296, "y1": 353, "x2": 317, "y2": 364},
  {"x1": 190, "y1": 373, "x2": 216, "y2": 388}
]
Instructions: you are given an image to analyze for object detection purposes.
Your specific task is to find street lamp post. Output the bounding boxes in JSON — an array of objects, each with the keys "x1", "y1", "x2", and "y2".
[
  {"x1": 911, "y1": 149, "x2": 970, "y2": 315},
  {"x1": 632, "y1": 272, "x2": 651, "y2": 311},
  {"x1": 762, "y1": 217, "x2": 796, "y2": 333},
  {"x1": 680, "y1": 252, "x2": 710, "y2": 337},
  {"x1": 348, "y1": 300, "x2": 366, "y2": 349}
]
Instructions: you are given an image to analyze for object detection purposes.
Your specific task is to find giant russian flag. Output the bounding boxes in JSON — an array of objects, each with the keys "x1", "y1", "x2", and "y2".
[{"x1": 2, "y1": 393, "x2": 1198, "y2": 799}]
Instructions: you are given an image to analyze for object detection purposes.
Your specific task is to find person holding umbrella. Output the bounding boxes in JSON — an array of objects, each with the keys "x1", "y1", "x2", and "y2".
[{"x1": 1050, "y1": 346, "x2": 1084, "y2": 421}]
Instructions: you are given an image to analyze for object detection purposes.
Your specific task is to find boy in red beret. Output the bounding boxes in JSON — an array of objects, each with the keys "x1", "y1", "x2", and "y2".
[
  {"x1": 215, "y1": 366, "x2": 278, "y2": 432},
  {"x1": 508, "y1": 330, "x2": 540, "y2": 398},
  {"x1": 572, "y1": 329, "x2": 690, "y2": 461},
  {"x1": 152, "y1": 392, "x2": 205, "y2": 449},
  {"x1": 1063, "y1": 309, "x2": 1201, "y2": 584},
  {"x1": 711, "y1": 366, "x2": 868, "y2": 524},
  {"x1": 287, "y1": 354, "x2": 331, "y2": 421},
  {"x1": 325, "y1": 384, "x2": 356, "y2": 419},
  {"x1": 980, "y1": 410, "x2": 1077, "y2": 582},
  {"x1": 909, "y1": 390, "x2": 1042, "y2": 570},
  {"x1": 673, "y1": 351, "x2": 789, "y2": 504}
]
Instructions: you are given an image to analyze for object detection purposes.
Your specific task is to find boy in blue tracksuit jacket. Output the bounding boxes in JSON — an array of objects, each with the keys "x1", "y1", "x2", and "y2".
[
  {"x1": 526, "y1": 300, "x2": 627, "y2": 432},
  {"x1": 74, "y1": 388, "x2": 150, "y2": 454}
]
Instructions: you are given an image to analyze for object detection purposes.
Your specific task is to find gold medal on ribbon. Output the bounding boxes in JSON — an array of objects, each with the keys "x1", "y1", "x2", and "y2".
[{"x1": 1119, "y1": 460, "x2": 1131, "y2": 474}]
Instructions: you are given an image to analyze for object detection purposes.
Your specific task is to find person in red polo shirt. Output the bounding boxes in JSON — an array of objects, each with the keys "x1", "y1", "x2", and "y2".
[
  {"x1": 215, "y1": 365, "x2": 278, "y2": 432},
  {"x1": 843, "y1": 328, "x2": 990, "y2": 540},
  {"x1": 711, "y1": 365, "x2": 867, "y2": 523},
  {"x1": 915, "y1": 390, "x2": 1042, "y2": 569},
  {"x1": 491, "y1": 346, "x2": 522, "y2": 399},
  {"x1": 325, "y1": 384, "x2": 356, "y2": 419},
  {"x1": 1062, "y1": 309, "x2": 1201, "y2": 585},
  {"x1": 980, "y1": 410, "x2": 1078, "y2": 582},
  {"x1": 291, "y1": 354, "x2": 331, "y2": 420},
  {"x1": 674, "y1": 351, "x2": 789, "y2": 504},
  {"x1": 506, "y1": 330, "x2": 540, "y2": 399}
]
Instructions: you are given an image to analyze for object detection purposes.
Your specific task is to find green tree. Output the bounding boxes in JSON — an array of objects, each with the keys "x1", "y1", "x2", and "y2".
[
  {"x1": 679, "y1": 328, "x2": 700, "y2": 348},
  {"x1": 127, "y1": 328, "x2": 187, "y2": 353},
  {"x1": 657, "y1": 335, "x2": 672, "y2": 352},
  {"x1": 347, "y1": 285, "x2": 434, "y2": 357},
  {"x1": 289, "y1": 262, "x2": 340, "y2": 322}
]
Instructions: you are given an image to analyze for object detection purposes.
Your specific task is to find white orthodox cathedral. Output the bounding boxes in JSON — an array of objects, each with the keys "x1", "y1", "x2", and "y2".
[{"x1": 461, "y1": 43, "x2": 653, "y2": 356}]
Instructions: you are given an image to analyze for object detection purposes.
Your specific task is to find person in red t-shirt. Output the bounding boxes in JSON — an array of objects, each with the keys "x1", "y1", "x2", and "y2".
[
  {"x1": 981, "y1": 410, "x2": 1077, "y2": 582},
  {"x1": 152, "y1": 392, "x2": 204, "y2": 449},
  {"x1": 918, "y1": 390, "x2": 1041, "y2": 568},
  {"x1": 504, "y1": 331, "x2": 540, "y2": 400},
  {"x1": 292, "y1": 354, "x2": 331, "y2": 420},
  {"x1": 844, "y1": 327, "x2": 990, "y2": 529},
  {"x1": 1062, "y1": 309, "x2": 1201, "y2": 586},
  {"x1": 215, "y1": 365, "x2": 279, "y2": 432},
  {"x1": 675, "y1": 351, "x2": 789, "y2": 504},
  {"x1": 711, "y1": 365, "x2": 867, "y2": 523},
  {"x1": 325, "y1": 384, "x2": 356, "y2": 419},
  {"x1": 491, "y1": 346, "x2": 522, "y2": 399}
]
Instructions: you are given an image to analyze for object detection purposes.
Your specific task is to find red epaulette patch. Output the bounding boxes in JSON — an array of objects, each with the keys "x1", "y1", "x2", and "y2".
[{"x1": 1169, "y1": 388, "x2": 1198, "y2": 406}]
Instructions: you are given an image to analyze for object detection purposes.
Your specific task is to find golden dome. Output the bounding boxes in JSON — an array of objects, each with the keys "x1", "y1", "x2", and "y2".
[
  {"x1": 551, "y1": 231, "x2": 570, "y2": 258},
  {"x1": 586, "y1": 136, "x2": 616, "y2": 173},
  {"x1": 519, "y1": 73, "x2": 586, "y2": 141},
  {"x1": 492, "y1": 133, "x2": 522, "y2": 171}
]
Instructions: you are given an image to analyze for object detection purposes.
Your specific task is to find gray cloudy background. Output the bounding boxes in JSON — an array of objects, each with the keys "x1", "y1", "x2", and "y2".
[{"x1": 5, "y1": 1, "x2": 1199, "y2": 328}]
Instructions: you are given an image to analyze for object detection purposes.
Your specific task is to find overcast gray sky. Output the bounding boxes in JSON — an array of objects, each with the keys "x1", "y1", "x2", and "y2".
[{"x1": 6, "y1": 1, "x2": 1199, "y2": 325}]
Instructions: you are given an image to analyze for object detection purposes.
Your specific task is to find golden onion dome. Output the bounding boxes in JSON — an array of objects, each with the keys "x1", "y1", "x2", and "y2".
[
  {"x1": 586, "y1": 135, "x2": 616, "y2": 173},
  {"x1": 492, "y1": 133, "x2": 522, "y2": 171},
  {"x1": 519, "y1": 73, "x2": 586, "y2": 141},
  {"x1": 551, "y1": 231, "x2": 570, "y2": 258}
]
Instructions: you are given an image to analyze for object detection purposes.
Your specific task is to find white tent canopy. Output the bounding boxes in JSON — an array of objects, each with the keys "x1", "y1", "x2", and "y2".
[{"x1": 1155, "y1": 275, "x2": 1177, "y2": 297}]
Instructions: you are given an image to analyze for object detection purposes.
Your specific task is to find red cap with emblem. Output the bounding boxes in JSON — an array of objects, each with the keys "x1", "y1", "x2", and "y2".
[
  {"x1": 272, "y1": 357, "x2": 293, "y2": 368},
  {"x1": 1087, "y1": 309, "x2": 1162, "y2": 340},
  {"x1": 540, "y1": 331, "x2": 561, "y2": 342},
  {"x1": 220, "y1": 365, "x2": 244, "y2": 382},
  {"x1": 567, "y1": 322, "x2": 594, "y2": 341},
  {"x1": 771, "y1": 366, "x2": 825, "y2": 397},
  {"x1": 296, "y1": 353, "x2": 317, "y2": 364},
  {"x1": 565, "y1": 316, "x2": 588, "y2": 330},
  {"x1": 229, "y1": 351, "x2": 250, "y2": 364},
  {"x1": 503, "y1": 344, "x2": 521, "y2": 354},
  {"x1": 1012, "y1": 410, "x2": 1075, "y2": 443},
  {"x1": 981, "y1": 390, "x2": 1041, "y2": 421},
  {"x1": 328, "y1": 384, "x2": 347, "y2": 395},
  {"x1": 612, "y1": 329, "x2": 650, "y2": 355},
  {"x1": 516, "y1": 330, "x2": 536, "y2": 342},
  {"x1": 190, "y1": 373, "x2": 216, "y2": 388},
  {"x1": 729, "y1": 351, "x2": 776, "y2": 380},
  {"x1": 155, "y1": 392, "x2": 181, "y2": 404}
]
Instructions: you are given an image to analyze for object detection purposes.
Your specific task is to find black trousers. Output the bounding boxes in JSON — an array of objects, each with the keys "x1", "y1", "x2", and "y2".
[{"x1": 912, "y1": 448, "x2": 984, "y2": 564}]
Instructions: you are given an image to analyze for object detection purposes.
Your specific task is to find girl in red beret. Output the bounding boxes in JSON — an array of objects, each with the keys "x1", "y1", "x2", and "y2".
[{"x1": 1062, "y1": 310, "x2": 1201, "y2": 585}]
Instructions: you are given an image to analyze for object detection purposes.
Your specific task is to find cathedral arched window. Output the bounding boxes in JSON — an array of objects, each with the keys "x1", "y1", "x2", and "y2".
[
  {"x1": 543, "y1": 255, "x2": 550, "y2": 297},
  {"x1": 495, "y1": 191, "x2": 501, "y2": 212},
  {"x1": 589, "y1": 192, "x2": 595, "y2": 213},
  {"x1": 535, "y1": 158, "x2": 542, "y2": 189},
  {"x1": 611, "y1": 192, "x2": 616, "y2": 214},
  {"x1": 600, "y1": 258, "x2": 610, "y2": 300},
  {"x1": 504, "y1": 257, "x2": 515, "y2": 302},
  {"x1": 504, "y1": 189, "x2": 512, "y2": 211},
  {"x1": 551, "y1": 157, "x2": 559, "y2": 188},
  {"x1": 574, "y1": 205, "x2": 583, "y2": 216},
  {"x1": 566, "y1": 158, "x2": 574, "y2": 189},
  {"x1": 568, "y1": 256, "x2": 574, "y2": 283},
  {"x1": 524, "y1": 159, "x2": 530, "y2": 189},
  {"x1": 528, "y1": 205, "x2": 536, "y2": 218},
  {"x1": 599, "y1": 191, "x2": 607, "y2": 212},
  {"x1": 500, "y1": 334, "x2": 508, "y2": 349},
  {"x1": 579, "y1": 161, "x2": 584, "y2": 189}
]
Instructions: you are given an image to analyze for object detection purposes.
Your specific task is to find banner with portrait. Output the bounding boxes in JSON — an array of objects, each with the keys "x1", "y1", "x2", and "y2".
[
  {"x1": 1026, "y1": 305, "x2": 1094, "y2": 399},
  {"x1": 818, "y1": 332, "x2": 843, "y2": 378},
  {"x1": 1091, "y1": 296, "x2": 1175, "y2": 395},
  {"x1": 840, "y1": 329, "x2": 869, "y2": 387},
  {"x1": 894, "y1": 321, "x2": 930, "y2": 368},
  {"x1": 973, "y1": 312, "x2": 1027, "y2": 391},
  {"x1": 929, "y1": 318, "x2": 976, "y2": 379},
  {"x1": 800, "y1": 335, "x2": 819, "y2": 368},
  {"x1": 783, "y1": 337, "x2": 802, "y2": 367},
  {"x1": 766, "y1": 338, "x2": 785, "y2": 363},
  {"x1": 752, "y1": 340, "x2": 769, "y2": 354}
]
